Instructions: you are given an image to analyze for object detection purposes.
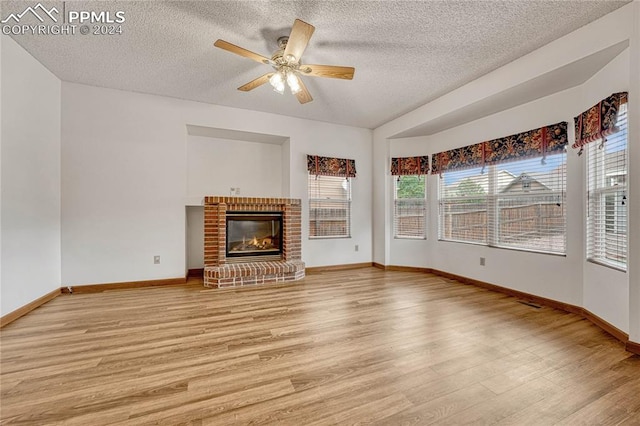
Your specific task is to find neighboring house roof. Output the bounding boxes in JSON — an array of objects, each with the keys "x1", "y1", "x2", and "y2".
[
  {"x1": 443, "y1": 170, "x2": 515, "y2": 196},
  {"x1": 500, "y1": 172, "x2": 551, "y2": 193},
  {"x1": 443, "y1": 162, "x2": 576, "y2": 195}
]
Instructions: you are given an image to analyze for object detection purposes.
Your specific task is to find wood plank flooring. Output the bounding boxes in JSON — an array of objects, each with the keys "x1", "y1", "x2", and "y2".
[{"x1": 1, "y1": 268, "x2": 639, "y2": 425}]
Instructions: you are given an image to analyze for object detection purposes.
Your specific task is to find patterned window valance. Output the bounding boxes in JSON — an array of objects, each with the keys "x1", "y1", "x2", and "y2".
[
  {"x1": 307, "y1": 154, "x2": 356, "y2": 178},
  {"x1": 390, "y1": 156, "x2": 429, "y2": 176},
  {"x1": 431, "y1": 121, "x2": 568, "y2": 174},
  {"x1": 573, "y1": 92, "x2": 627, "y2": 150}
]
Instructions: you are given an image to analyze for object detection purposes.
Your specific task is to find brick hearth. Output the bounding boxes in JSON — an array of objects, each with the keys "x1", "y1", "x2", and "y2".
[{"x1": 203, "y1": 196, "x2": 305, "y2": 288}]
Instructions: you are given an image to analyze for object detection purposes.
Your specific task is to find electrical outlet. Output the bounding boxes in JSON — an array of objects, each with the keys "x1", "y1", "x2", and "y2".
[
  {"x1": 480, "y1": 257, "x2": 485, "y2": 266},
  {"x1": 154, "y1": 255, "x2": 160, "y2": 264},
  {"x1": 355, "y1": 244, "x2": 359, "y2": 252},
  {"x1": 235, "y1": 187, "x2": 240, "y2": 195}
]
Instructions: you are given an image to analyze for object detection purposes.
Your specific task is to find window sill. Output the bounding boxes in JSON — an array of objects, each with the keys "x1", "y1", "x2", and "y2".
[
  {"x1": 309, "y1": 236, "x2": 351, "y2": 240},
  {"x1": 587, "y1": 258, "x2": 627, "y2": 273},
  {"x1": 394, "y1": 236, "x2": 427, "y2": 240},
  {"x1": 437, "y1": 238, "x2": 567, "y2": 257}
]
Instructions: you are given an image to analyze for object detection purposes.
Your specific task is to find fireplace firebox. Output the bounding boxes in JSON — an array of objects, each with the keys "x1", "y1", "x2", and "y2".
[{"x1": 226, "y1": 212, "x2": 283, "y2": 258}]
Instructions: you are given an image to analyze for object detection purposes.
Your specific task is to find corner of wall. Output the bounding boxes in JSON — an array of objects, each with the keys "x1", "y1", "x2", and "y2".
[{"x1": 1, "y1": 35, "x2": 62, "y2": 316}]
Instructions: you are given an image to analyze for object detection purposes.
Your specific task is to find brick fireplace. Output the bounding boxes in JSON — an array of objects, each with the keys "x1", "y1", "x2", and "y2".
[{"x1": 203, "y1": 196, "x2": 305, "y2": 288}]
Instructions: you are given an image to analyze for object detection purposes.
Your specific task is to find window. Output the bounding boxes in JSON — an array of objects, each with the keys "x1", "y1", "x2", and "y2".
[
  {"x1": 439, "y1": 152, "x2": 567, "y2": 254},
  {"x1": 494, "y1": 155, "x2": 566, "y2": 253},
  {"x1": 438, "y1": 166, "x2": 487, "y2": 244},
  {"x1": 308, "y1": 174, "x2": 351, "y2": 238},
  {"x1": 587, "y1": 102, "x2": 627, "y2": 270},
  {"x1": 394, "y1": 175, "x2": 426, "y2": 239}
]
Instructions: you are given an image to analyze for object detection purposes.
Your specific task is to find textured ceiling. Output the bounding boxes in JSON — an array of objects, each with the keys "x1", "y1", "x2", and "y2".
[{"x1": 3, "y1": 0, "x2": 630, "y2": 129}]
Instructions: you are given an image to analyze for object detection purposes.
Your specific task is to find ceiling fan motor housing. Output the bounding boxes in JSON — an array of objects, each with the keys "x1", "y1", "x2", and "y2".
[{"x1": 272, "y1": 36, "x2": 299, "y2": 67}]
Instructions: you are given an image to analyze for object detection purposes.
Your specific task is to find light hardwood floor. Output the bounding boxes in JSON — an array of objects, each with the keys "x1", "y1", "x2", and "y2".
[{"x1": 1, "y1": 268, "x2": 639, "y2": 425}]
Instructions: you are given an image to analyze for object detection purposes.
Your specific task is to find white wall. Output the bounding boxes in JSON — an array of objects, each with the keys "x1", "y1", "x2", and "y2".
[
  {"x1": 186, "y1": 206, "x2": 204, "y2": 269},
  {"x1": 1, "y1": 36, "x2": 61, "y2": 315},
  {"x1": 187, "y1": 135, "x2": 283, "y2": 199},
  {"x1": 61, "y1": 85, "x2": 188, "y2": 285},
  {"x1": 281, "y1": 139, "x2": 291, "y2": 197},
  {"x1": 61, "y1": 83, "x2": 372, "y2": 286},
  {"x1": 372, "y1": 135, "x2": 390, "y2": 265},
  {"x1": 373, "y1": 3, "x2": 636, "y2": 334}
]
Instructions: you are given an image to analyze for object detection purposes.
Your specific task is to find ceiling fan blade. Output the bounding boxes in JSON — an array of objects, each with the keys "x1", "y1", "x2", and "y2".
[
  {"x1": 214, "y1": 39, "x2": 270, "y2": 64},
  {"x1": 238, "y1": 73, "x2": 274, "y2": 91},
  {"x1": 295, "y1": 78, "x2": 313, "y2": 104},
  {"x1": 284, "y1": 19, "x2": 315, "y2": 63},
  {"x1": 301, "y1": 64, "x2": 355, "y2": 80}
]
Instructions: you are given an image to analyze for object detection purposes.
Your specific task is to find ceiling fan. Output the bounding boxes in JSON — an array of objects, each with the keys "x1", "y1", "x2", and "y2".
[{"x1": 214, "y1": 19, "x2": 355, "y2": 104}]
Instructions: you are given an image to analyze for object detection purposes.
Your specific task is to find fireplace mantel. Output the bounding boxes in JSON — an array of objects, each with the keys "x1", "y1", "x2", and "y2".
[{"x1": 203, "y1": 196, "x2": 305, "y2": 288}]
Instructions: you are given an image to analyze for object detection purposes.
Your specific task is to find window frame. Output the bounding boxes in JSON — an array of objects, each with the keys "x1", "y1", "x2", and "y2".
[
  {"x1": 438, "y1": 153, "x2": 567, "y2": 256},
  {"x1": 308, "y1": 174, "x2": 352, "y2": 239},
  {"x1": 393, "y1": 175, "x2": 427, "y2": 240},
  {"x1": 586, "y1": 103, "x2": 628, "y2": 271},
  {"x1": 438, "y1": 166, "x2": 489, "y2": 245}
]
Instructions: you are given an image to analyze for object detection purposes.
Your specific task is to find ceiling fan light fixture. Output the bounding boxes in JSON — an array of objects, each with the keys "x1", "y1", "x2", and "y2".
[
  {"x1": 286, "y1": 72, "x2": 301, "y2": 94},
  {"x1": 269, "y1": 71, "x2": 285, "y2": 94}
]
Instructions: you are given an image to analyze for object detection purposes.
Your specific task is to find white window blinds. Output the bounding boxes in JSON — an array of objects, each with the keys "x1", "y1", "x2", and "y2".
[
  {"x1": 439, "y1": 152, "x2": 567, "y2": 254},
  {"x1": 394, "y1": 176, "x2": 426, "y2": 239},
  {"x1": 587, "y1": 103, "x2": 628, "y2": 270},
  {"x1": 494, "y1": 154, "x2": 566, "y2": 254},
  {"x1": 438, "y1": 166, "x2": 487, "y2": 244},
  {"x1": 308, "y1": 174, "x2": 351, "y2": 238}
]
